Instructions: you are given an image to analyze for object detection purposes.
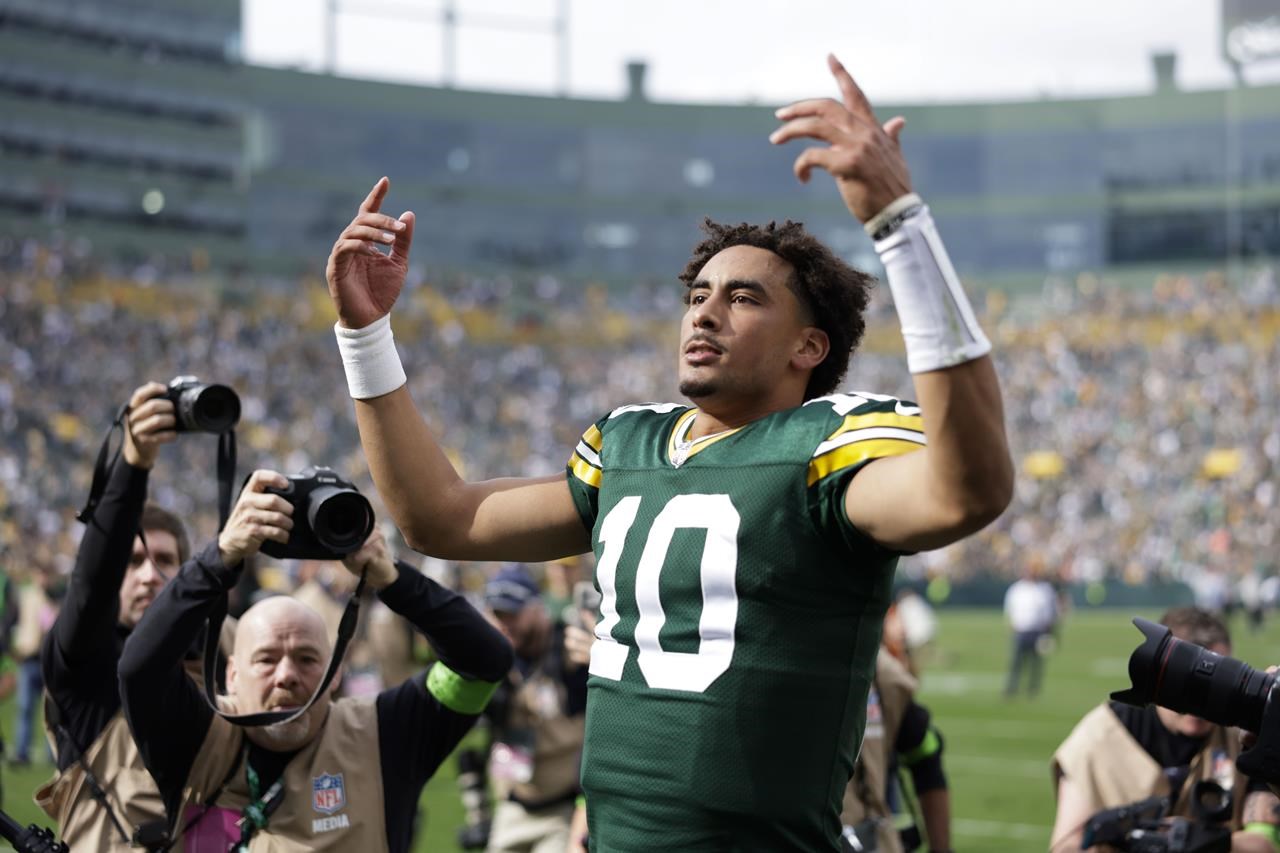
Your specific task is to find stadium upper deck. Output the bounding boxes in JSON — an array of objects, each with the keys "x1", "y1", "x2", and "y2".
[{"x1": 2, "y1": 0, "x2": 1277, "y2": 280}]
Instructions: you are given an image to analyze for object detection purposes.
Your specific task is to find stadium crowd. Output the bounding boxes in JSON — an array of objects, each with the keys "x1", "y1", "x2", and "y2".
[{"x1": 2, "y1": 234, "x2": 1277, "y2": 601}]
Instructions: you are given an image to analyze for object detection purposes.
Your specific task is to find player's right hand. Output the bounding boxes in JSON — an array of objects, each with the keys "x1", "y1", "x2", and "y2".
[
  {"x1": 122, "y1": 381, "x2": 176, "y2": 470},
  {"x1": 325, "y1": 177, "x2": 415, "y2": 330},
  {"x1": 218, "y1": 470, "x2": 294, "y2": 567}
]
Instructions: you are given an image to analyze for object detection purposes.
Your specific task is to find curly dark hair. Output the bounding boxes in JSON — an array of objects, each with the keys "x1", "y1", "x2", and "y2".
[{"x1": 678, "y1": 218, "x2": 875, "y2": 400}]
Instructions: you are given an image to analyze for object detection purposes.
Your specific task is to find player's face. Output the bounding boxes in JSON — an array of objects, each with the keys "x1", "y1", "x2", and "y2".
[
  {"x1": 119, "y1": 530, "x2": 180, "y2": 629},
  {"x1": 678, "y1": 245, "x2": 813, "y2": 404},
  {"x1": 1155, "y1": 642, "x2": 1231, "y2": 738}
]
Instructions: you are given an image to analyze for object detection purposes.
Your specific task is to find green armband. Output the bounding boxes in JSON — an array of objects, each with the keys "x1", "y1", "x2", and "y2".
[
  {"x1": 575, "y1": 794, "x2": 587, "y2": 810},
  {"x1": 426, "y1": 663, "x2": 500, "y2": 715},
  {"x1": 1243, "y1": 822, "x2": 1280, "y2": 850},
  {"x1": 901, "y1": 727, "x2": 942, "y2": 766}
]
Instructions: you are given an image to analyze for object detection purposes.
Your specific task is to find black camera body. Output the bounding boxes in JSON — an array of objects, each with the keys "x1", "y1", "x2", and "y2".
[
  {"x1": 258, "y1": 467, "x2": 374, "y2": 561},
  {"x1": 165, "y1": 376, "x2": 240, "y2": 433},
  {"x1": 1082, "y1": 784, "x2": 1232, "y2": 853}
]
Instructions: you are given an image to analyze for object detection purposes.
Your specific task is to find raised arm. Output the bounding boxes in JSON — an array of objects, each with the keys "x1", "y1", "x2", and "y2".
[
  {"x1": 119, "y1": 470, "x2": 294, "y2": 812},
  {"x1": 326, "y1": 179, "x2": 589, "y2": 561},
  {"x1": 48, "y1": 382, "x2": 174, "y2": 670},
  {"x1": 771, "y1": 55, "x2": 1013, "y2": 553}
]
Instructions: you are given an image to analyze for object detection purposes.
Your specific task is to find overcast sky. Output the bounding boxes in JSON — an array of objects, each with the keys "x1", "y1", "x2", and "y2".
[{"x1": 243, "y1": 0, "x2": 1280, "y2": 105}]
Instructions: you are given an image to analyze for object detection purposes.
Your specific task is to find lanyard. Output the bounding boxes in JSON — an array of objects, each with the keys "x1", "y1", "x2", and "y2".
[{"x1": 233, "y1": 758, "x2": 285, "y2": 852}]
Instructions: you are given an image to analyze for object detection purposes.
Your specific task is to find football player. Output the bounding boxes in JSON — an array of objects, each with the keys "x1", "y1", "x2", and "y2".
[{"x1": 324, "y1": 55, "x2": 1012, "y2": 851}]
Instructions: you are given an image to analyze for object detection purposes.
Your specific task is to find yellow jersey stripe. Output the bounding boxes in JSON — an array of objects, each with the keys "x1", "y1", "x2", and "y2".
[
  {"x1": 582, "y1": 424, "x2": 603, "y2": 453},
  {"x1": 807, "y1": 438, "x2": 923, "y2": 487},
  {"x1": 570, "y1": 455, "x2": 602, "y2": 488},
  {"x1": 826, "y1": 412, "x2": 924, "y2": 441}
]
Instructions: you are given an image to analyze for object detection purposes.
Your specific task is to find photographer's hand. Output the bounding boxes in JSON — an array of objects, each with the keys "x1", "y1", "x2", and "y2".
[
  {"x1": 325, "y1": 177, "x2": 415, "y2": 330},
  {"x1": 564, "y1": 611, "x2": 597, "y2": 670},
  {"x1": 341, "y1": 526, "x2": 399, "y2": 590},
  {"x1": 218, "y1": 470, "x2": 294, "y2": 567},
  {"x1": 121, "y1": 382, "x2": 176, "y2": 470}
]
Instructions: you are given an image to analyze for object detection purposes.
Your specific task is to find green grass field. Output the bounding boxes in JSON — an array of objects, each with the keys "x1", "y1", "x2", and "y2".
[{"x1": 2, "y1": 608, "x2": 1276, "y2": 851}]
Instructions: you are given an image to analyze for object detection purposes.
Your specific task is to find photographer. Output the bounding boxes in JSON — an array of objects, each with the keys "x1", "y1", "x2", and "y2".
[
  {"x1": 35, "y1": 381, "x2": 192, "y2": 850},
  {"x1": 842, "y1": 646, "x2": 952, "y2": 853},
  {"x1": 118, "y1": 470, "x2": 513, "y2": 852},
  {"x1": 1051, "y1": 607, "x2": 1280, "y2": 852},
  {"x1": 478, "y1": 566, "x2": 588, "y2": 853}
]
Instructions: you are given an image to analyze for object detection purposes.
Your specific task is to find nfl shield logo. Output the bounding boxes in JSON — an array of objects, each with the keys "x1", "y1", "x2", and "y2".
[{"x1": 312, "y1": 773, "x2": 346, "y2": 815}]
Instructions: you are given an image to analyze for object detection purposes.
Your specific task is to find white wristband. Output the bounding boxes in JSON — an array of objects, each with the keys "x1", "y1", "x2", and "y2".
[
  {"x1": 874, "y1": 205, "x2": 992, "y2": 374},
  {"x1": 334, "y1": 314, "x2": 407, "y2": 399}
]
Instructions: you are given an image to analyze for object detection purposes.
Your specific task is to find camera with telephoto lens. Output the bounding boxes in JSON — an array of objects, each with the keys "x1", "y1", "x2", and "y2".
[
  {"x1": 164, "y1": 376, "x2": 240, "y2": 433},
  {"x1": 1112, "y1": 617, "x2": 1280, "y2": 785},
  {"x1": 257, "y1": 467, "x2": 374, "y2": 560}
]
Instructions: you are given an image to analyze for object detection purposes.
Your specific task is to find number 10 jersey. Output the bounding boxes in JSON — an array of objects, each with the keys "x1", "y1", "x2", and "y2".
[{"x1": 565, "y1": 393, "x2": 925, "y2": 850}]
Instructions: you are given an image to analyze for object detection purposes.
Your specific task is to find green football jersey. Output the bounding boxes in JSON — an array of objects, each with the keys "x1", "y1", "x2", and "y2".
[{"x1": 565, "y1": 392, "x2": 926, "y2": 852}]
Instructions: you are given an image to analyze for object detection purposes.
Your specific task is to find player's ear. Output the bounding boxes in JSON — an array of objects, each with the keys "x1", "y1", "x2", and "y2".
[{"x1": 793, "y1": 326, "x2": 829, "y2": 371}]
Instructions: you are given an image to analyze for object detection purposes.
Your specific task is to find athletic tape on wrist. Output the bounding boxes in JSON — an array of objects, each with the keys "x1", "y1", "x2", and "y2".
[
  {"x1": 334, "y1": 314, "x2": 407, "y2": 399},
  {"x1": 874, "y1": 205, "x2": 992, "y2": 374}
]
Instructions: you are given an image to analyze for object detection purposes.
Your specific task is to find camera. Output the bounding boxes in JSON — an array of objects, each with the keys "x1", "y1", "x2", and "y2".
[
  {"x1": 165, "y1": 376, "x2": 240, "y2": 433},
  {"x1": 562, "y1": 580, "x2": 602, "y2": 630},
  {"x1": 1114, "y1": 617, "x2": 1280, "y2": 785},
  {"x1": 1082, "y1": 782, "x2": 1233, "y2": 852},
  {"x1": 257, "y1": 467, "x2": 375, "y2": 560}
]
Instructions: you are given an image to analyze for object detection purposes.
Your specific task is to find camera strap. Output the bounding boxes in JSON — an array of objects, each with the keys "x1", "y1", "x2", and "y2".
[
  {"x1": 199, "y1": 572, "x2": 369, "y2": 728},
  {"x1": 43, "y1": 695, "x2": 133, "y2": 846},
  {"x1": 76, "y1": 403, "x2": 130, "y2": 526},
  {"x1": 78, "y1": 406, "x2": 236, "y2": 532}
]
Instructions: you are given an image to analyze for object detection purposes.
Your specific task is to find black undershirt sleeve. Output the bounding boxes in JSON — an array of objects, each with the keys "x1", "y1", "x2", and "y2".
[
  {"x1": 375, "y1": 566, "x2": 513, "y2": 853},
  {"x1": 119, "y1": 542, "x2": 235, "y2": 816},
  {"x1": 42, "y1": 458, "x2": 148, "y2": 770}
]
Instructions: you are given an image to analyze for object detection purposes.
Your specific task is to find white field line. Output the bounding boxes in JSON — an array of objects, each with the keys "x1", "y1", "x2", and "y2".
[
  {"x1": 944, "y1": 753, "x2": 1049, "y2": 779},
  {"x1": 952, "y1": 817, "x2": 1050, "y2": 842},
  {"x1": 934, "y1": 717, "x2": 1067, "y2": 738}
]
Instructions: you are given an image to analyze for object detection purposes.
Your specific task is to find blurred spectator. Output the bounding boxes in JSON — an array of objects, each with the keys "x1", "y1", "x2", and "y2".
[
  {"x1": 2, "y1": 235, "x2": 1279, "y2": 598},
  {"x1": 841, "y1": 647, "x2": 950, "y2": 853},
  {"x1": 480, "y1": 566, "x2": 587, "y2": 853},
  {"x1": 1003, "y1": 560, "x2": 1059, "y2": 699},
  {"x1": 10, "y1": 565, "x2": 59, "y2": 766}
]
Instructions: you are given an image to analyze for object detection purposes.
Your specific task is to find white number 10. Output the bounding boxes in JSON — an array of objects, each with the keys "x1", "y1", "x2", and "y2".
[{"x1": 589, "y1": 494, "x2": 740, "y2": 693}]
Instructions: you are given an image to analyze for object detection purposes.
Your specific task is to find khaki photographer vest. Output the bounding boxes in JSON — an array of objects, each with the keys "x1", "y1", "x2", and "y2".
[
  {"x1": 179, "y1": 699, "x2": 388, "y2": 852},
  {"x1": 493, "y1": 668, "x2": 586, "y2": 806},
  {"x1": 35, "y1": 709, "x2": 171, "y2": 852},
  {"x1": 841, "y1": 648, "x2": 918, "y2": 853},
  {"x1": 1052, "y1": 703, "x2": 1245, "y2": 827},
  {"x1": 35, "y1": 624, "x2": 235, "y2": 852}
]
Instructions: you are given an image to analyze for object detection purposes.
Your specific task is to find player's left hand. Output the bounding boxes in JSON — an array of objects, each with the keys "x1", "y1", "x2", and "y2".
[
  {"x1": 341, "y1": 525, "x2": 399, "y2": 590},
  {"x1": 769, "y1": 54, "x2": 913, "y2": 223}
]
